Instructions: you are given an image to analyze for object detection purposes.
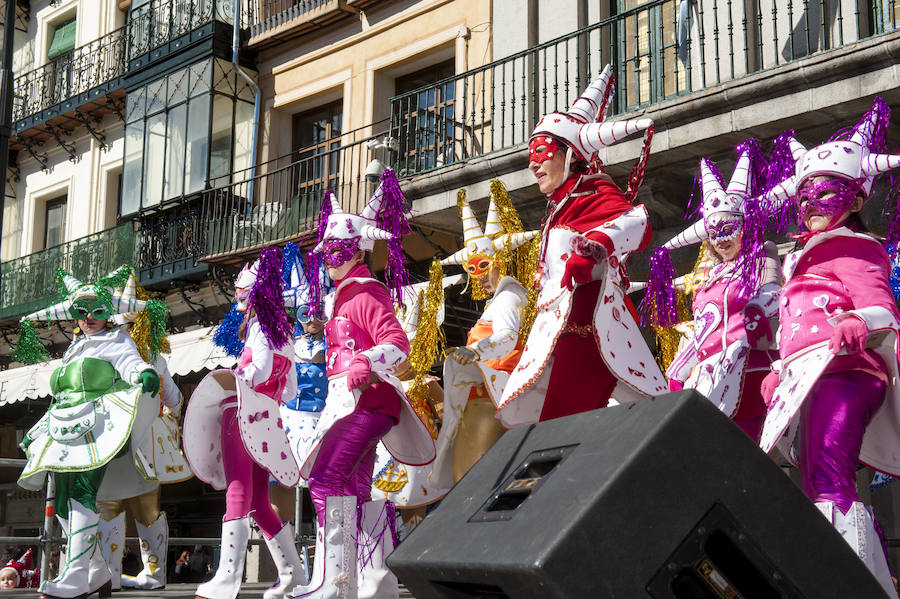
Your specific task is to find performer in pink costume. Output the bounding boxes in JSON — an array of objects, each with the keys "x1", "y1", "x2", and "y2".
[
  {"x1": 497, "y1": 64, "x2": 668, "y2": 427},
  {"x1": 649, "y1": 140, "x2": 780, "y2": 442},
  {"x1": 291, "y1": 172, "x2": 435, "y2": 599},
  {"x1": 183, "y1": 246, "x2": 304, "y2": 599},
  {"x1": 759, "y1": 98, "x2": 900, "y2": 596}
]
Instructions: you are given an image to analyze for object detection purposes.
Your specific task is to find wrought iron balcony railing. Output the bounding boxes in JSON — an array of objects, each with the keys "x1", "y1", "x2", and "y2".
[
  {"x1": 247, "y1": 0, "x2": 361, "y2": 44},
  {"x1": 13, "y1": 0, "x2": 251, "y2": 129},
  {"x1": 137, "y1": 197, "x2": 209, "y2": 286},
  {"x1": 12, "y1": 25, "x2": 128, "y2": 126},
  {"x1": 0, "y1": 224, "x2": 137, "y2": 321},
  {"x1": 390, "y1": 0, "x2": 900, "y2": 177},
  {"x1": 128, "y1": 0, "x2": 242, "y2": 60},
  {"x1": 200, "y1": 127, "x2": 390, "y2": 260}
]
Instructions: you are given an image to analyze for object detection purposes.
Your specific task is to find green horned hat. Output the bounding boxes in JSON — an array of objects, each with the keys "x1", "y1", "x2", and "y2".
[{"x1": 13, "y1": 265, "x2": 145, "y2": 364}]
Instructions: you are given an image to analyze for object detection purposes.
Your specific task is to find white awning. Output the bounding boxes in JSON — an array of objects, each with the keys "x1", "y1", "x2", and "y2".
[{"x1": 0, "y1": 326, "x2": 237, "y2": 406}]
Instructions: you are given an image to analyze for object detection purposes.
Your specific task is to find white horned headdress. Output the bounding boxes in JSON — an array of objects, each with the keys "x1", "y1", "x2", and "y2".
[{"x1": 530, "y1": 64, "x2": 655, "y2": 202}]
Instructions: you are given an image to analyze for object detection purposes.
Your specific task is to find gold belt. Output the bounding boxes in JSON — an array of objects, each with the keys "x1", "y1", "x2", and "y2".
[{"x1": 560, "y1": 323, "x2": 594, "y2": 338}]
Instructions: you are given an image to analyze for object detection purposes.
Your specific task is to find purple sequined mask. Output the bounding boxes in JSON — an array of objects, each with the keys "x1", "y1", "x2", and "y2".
[
  {"x1": 321, "y1": 237, "x2": 361, "y2": 268},
  {"x1": 795, "y1": 177, "x2": 864, "y2": 227},
  {"x1": 704, "y1": 214, "x2": 744, "y2": 242}
]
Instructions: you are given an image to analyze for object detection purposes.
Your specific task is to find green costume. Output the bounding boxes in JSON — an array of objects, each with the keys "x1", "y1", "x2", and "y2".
[{"x1": 14, "y1": 267, "x2": 161, "y2": 599}]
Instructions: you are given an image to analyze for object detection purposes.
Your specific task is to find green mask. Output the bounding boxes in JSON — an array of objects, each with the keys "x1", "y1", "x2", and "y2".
[{"x1": 67, "y1": 292, "x2": 113, "y2": 321}]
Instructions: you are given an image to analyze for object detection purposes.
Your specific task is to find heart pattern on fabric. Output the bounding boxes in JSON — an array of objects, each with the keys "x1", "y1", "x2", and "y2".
[{"x1": 692, "y1": 303, "x2": 722, "y2": 350}]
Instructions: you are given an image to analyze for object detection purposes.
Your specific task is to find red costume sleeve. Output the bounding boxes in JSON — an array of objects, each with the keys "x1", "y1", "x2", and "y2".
[{"x1": 553, "y1": 177, "x2": 653, "y2": 253}]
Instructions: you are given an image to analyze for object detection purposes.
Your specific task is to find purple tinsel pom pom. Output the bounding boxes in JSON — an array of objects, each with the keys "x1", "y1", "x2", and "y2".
[
  {"x1": 249, "y1": 246, "x2": 294, "y2": 350},
  {"x1": 639, "y1": 246, "x2": 679, "y2": 327},
  {"x1": 734, "y1": 197, "x2": 768, "y2": 301},
  {"x1": 763, "y1": 131, "x2": 800, "y2": 233},
  {"x1": 316, "y1": 190, "x2": 335, "y2": 247},
  {"x1": 377, "y1": 169, "x2": 411, "y2": 304},
  {"x1": 213, "y1": 303, "x2": 245, "y2": 357},
  {"x1": 305, "y1": 250, "x2": 328, "y2": 320}
]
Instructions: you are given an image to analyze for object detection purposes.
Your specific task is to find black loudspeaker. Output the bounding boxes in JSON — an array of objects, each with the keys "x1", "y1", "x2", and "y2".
[{"x1": 387, "y1": 390, "x2": 892, "y2": 598}]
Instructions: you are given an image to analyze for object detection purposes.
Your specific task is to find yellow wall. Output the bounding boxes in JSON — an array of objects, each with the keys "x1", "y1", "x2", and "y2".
[{"x1": 258, "y1": 0, "x2": 492, "y2": 165}]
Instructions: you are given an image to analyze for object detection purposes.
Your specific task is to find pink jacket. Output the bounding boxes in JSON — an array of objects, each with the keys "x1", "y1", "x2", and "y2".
[
  {"x1": 326, "y1": 263, "x2": 410, "y2": 419},
  {"x1": 779, "y1": 233, "x2": 899, "y2": 377}
]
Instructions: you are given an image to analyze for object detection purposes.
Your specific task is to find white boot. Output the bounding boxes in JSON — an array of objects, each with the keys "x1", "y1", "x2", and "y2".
[
  {"x1": 42, "y1": 499, "x2": 109, "y2": 599},
  {"x1": 121, "y1": 512, "x2": 168, "y2": 589},
  {"x1": 817, "y1": 501, "x2": 899, "y2": 598},
  {"x1": 288, "y1": 496, "x2": 358, "y2": 599},
  {"x1": 195, "y1": 516, "x2": 250, "y2": 599},
  {"x1": 97, "y1": 512, "x2": 126, "y2": 591},
  {"x1": 357, "y1": 500, "x2": 400, "y2": 599},
  {"x1": 263, "y1": 522, "x2": 307, "y2": 599},
  {"x1": 55, "y1": 512, "x2": 112, "y2": 598}
]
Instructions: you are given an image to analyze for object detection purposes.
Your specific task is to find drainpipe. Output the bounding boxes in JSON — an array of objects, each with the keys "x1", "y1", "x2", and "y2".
[
  {"x1": 233, "y1": 0, "x2": 261, "y2": 205},
  {"x1": 0, "y1": 0, "x2": 16, "y2": 272}
]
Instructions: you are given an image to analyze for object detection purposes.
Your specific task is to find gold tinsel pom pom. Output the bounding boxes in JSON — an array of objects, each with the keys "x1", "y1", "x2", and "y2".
[{"x1": 405, "y1": 260, "x2": 446, "y2": 437}]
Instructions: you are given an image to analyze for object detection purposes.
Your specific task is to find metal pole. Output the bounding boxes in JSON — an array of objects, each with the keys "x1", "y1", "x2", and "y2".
[
  {"x1": 40, "y1": 474, "x2": 55, "y2": 585},
  {"x1": 295, "y1": 486, "x2": 310, "y2": 581},
  {"x1": 0, "y1": 0, "x2": 17, "y2": 272}
]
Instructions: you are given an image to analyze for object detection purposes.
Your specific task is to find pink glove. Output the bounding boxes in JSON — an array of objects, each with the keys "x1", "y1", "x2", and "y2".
[
  {"x1": 347, "y1": 355, "x2": 372, "y2": 391},
  {"x1": 742, "y1": 304, "x2": 773, "y2": 348},
  {"x1": 760, "y1": 370, "x2": 780, "y2": 406},
  {"x1": 828, "y1": 316, "x2": 868, "y2": 355},
  {"x1": 560, "y1": 254, "x2": 595, "y2": 291}
]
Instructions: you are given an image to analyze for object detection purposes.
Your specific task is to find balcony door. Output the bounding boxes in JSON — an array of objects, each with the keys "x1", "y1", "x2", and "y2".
[
  {"x1": 393, "y1": 58, "x2": 456, "y2": 175},
  {"x1": 614, "y1": 0, "x2": 687, "y2": 110},
  {"x1": 292, "y1": 100, "x2": 343, "y2": 206}
]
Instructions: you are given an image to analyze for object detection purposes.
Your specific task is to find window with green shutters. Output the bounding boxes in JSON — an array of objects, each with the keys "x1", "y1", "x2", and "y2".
[{"x1": 47, "y1": 18, "x2": 77, "y2": 61}]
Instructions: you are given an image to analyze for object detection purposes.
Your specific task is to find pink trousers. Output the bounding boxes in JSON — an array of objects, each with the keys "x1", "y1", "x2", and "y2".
[
  {"x1": 799, "y1": 371, "x2": 886, "y2": 514},
  {"x1": 307, "y1": 409, "x2": 394, "y2": 526},
  {"x1": 221, "y1": 405, "x2": 283, "y2": 538}
]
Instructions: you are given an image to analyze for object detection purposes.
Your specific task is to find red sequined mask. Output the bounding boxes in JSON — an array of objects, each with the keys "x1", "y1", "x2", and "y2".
[{"x1": 529, "y1": 136, "x2": 561, "y2": 164}]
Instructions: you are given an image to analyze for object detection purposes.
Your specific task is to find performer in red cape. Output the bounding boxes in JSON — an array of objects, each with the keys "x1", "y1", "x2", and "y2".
[{"x1": 497, "y1": 64, "x2": 668, "y2": 427}]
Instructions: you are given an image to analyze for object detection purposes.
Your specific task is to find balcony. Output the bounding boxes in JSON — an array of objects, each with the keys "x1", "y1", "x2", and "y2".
[
  {"x1": 199, "y1": 126, "x2": 389, "y2": 262},
  {"x1": 11, "y1": 0, "x2": 248, "y2": 139},
  {"x1": 137, "y1": 197, "x2": 209, "y2": 287},
  {"x1": 0, "y1": 224, "x2": 137, "y2": 322},
  {"x1": 12, "y1": 25, "x2": 128, "y2": 135},
  {"x1": 389, "y1": 0, "x2": 900, "y2": 178},
  {"x1": 246, "y1": 0, "x2": 367, "y2": 49}
]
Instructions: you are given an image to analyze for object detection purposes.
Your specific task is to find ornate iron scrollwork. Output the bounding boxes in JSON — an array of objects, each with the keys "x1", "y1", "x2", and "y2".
[
  {"x1": 20, "y1": 137, "x2": 49, "y2": 172},
  {"x1": 46, "y1": 124, "x2": 78, "y2": 163},
  {"x1": 73, "y1": 110, "x2": 107, "y2": 150}
]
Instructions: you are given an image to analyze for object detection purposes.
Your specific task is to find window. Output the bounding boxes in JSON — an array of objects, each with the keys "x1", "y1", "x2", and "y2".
[
  {"x1": 394, "y1": 59, "x2": 456, "y2": 173},
  {"x1": 121, "y1": 58, "x2": 255, "y2": 215},
  {"x1": 44, "y1": 196, "x2": 66, "y2": 249},
  {"x1": 292, "y1": 100, "x2": 343, "y2": 202},
  {"x1": 47, "y1": 18, "x2": 76, "y2": 61}
]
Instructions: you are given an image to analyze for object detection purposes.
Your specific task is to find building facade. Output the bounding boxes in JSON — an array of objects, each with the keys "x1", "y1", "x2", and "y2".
[{"x1": 2, "y1": 0, "x2": 900, "y2": 575}]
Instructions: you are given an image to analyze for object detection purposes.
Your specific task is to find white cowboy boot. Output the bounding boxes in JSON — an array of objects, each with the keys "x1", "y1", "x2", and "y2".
[
  {"x1": 357, "y1": 500, "x2": 400, "y2": 599},
  {"x1": 288, "y1": 496, "x2": 358, "y2": 599},
  {"x1": 97, "y1": 512, "x2": 126, "y2": 591},
  {"x1": 121, "y1": 512, "x2": 168, "y2": 590},
  {"x1": 195, "y1": 516, "x2": 250, "y2": 599},
  {"x1": 262, "y1": 522, "x2": 307, "y2": 599},
  {"x1": 817, "y1": 501, "x2": 899, "y2": 598},
  {"x1": 42, "y1": 499, "x2": 111, "y2": 599}
]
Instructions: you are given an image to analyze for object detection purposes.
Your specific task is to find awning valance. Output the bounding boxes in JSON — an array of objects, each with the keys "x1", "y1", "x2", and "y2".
[{"x1": 0, "y1": 326, "x2": 236, "y2": 406}]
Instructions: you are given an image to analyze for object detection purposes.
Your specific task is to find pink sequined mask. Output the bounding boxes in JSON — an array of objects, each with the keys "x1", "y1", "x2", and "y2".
[
  {"x1": 795, "y1": 177, "x2": 864, "y2": 228},
  {"x1": 704, "y1": 214, "x2": 743, "y2": 242},
  {"x1": 321, "y1": 237, "x2": 361, "y2": 268},
  {"x1": 529, "y1": 136, "x2": 561, "y2": 164}
]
